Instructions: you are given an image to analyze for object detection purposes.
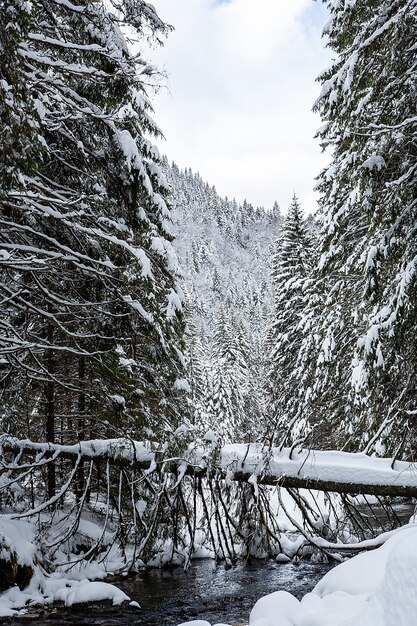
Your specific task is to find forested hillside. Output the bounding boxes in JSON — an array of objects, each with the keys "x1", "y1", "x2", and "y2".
[
  {"x1": 167, "y1": 164, "x2": 282, "y2": 339},
  {"x1": 166, "y1": 163, "x2": 283, "y2": 440}
]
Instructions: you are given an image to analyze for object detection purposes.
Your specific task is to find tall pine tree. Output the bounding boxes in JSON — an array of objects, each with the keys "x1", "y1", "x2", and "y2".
[
  {"x1": 0, "y1": 0, "x2": 188, "y2": 464},
  {"x1": 267, "y1": 195, "x2": 314, "y2": 442},
  {"x1": 296, "y1": 0, "x2": 417, "y2": 455}
]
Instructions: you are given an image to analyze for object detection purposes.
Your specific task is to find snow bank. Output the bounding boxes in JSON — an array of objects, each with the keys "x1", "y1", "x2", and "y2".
[
  {"x1": 178, "y1": 523, "x2": 417, "y2": 626},
  {"x1": 177, "y1": 622, "x2": 211, "y2": 626},
  {"x1": 0, "y1": 570, "x2": 46, "y2": 618},
  {"x1": 0, "y1": 572, "x2": 134, "y2": 617},
  {"x1": 249, "y1": 590, "x2": 301, "y2": 626},
  {"x1": 177, "y1": 622, "x2": 232, "y2": 626},
  {"x1": 0, "y1": 518, "x2": 134, "y2": 617},
  {"x1": 0, "y1": 518, "x2": 37, "y2": 567}
]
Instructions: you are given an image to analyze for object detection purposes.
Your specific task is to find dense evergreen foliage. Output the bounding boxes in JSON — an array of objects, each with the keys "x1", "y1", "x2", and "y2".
[
  {"x1": 166, "y1": 164, "x2": 282, "y2": 441},
  {"x1": 266, "y1": 194, "x2": 315, "y2": 442},
  {"x1": 320, "y1": 0, "x2": 416, "y2": 455},
  {"x1": 278, "y1": 0, "x2": 417, "y2": 456},
  {"x1": 0, "y1": 0, "x2": 187, "y2": 462},
  {"x1": 2, "y1": 0, "x2": 414, "y2": 458}
]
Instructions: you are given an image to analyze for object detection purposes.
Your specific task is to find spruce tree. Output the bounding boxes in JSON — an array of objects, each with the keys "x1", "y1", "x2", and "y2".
[
  {"x1": 267, "y1": 195, "x2": 314, "y2": 440},
  {"x1": 299, "y1": 0, "x2": 417, "y2": 455},
  {"x1": 0, "y1": 0, "x2": 187, "y2": 458}
]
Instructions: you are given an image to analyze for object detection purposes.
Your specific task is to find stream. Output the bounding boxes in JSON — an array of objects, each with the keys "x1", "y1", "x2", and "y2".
[
  {"x1": 6, "y1": 559, "x2": 334, "y2": 626},
  {"x1": 7, "y1": 501, "x2": 414, "y2": 625}
]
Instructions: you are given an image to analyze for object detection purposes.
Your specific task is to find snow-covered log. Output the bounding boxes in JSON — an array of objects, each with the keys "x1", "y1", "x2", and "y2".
[
  {"x1": 1, "y1": 437, "x2": 417, "y2": 498},
  {"x1": 221, "y1": 444, "x2": 417, "y2": 498}
]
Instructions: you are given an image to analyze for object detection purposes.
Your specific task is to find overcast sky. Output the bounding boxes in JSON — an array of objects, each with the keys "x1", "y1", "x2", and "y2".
[{"x1": 147, "y1": 0, "x2": 332, "y2": 213}]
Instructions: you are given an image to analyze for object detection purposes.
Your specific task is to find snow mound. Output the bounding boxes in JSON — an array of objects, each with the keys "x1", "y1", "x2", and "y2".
[
  {"x1": 348, "y1": 529, "x2": 417, "y2": 626},
  {"x1": 0, "y1": 519, "x2": 37, "y2": 599},
  {"x1": 177, "y1": 621, "x2": 211, "y2": 626},
  {"x1": 0, "y1": 518, "x2": 37, "y2": 567},
  {"x1": 249, "y1": 590, "x2": 301, "y2": 626},
  {"x1": 313, "y1": 524, "x2": 417, "y2": 598},
  {"x1": 56, "y1": 580, "x2": 130, "y2": 606},
  {"x1": 379, "y1": 533, "x2": 417, "y2": 625}
]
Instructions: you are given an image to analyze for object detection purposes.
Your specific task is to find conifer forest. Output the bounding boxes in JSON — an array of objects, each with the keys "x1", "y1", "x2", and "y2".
[{"x1": 0, "y1": 1, "x2": 416, "y2": 624}]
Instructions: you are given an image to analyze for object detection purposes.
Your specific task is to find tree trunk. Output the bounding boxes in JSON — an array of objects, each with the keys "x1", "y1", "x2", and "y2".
[{"x1": 45, "y1": 306, "x2": 55, "y2": 499}]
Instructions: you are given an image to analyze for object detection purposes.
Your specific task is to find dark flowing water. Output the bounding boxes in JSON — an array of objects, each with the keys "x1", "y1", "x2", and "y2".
[{"x1": 7, "y1": 560, "x2": 333, "y2": 626}]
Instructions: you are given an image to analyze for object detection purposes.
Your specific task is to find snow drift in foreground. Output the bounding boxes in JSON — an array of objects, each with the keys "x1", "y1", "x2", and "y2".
[{"x1": 178, "y1": 523, "x2": 417, "y2": 626}]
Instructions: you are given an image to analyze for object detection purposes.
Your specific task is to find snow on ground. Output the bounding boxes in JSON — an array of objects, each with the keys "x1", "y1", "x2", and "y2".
[
  {"x1": 178, "y1": 523, "x2": 417, "y2": 626},
  {"x1": 54, "y1": 580, "x2": 130, "y2": 606},
  {"x1": 0, "y1": 574, "x2": 135, "y2": 618},
  {"x1": 0, "y1": 518, "x2": 37, "y2": 567},
  {"x1": 0, "y1": 518, "x2": 136, "y2": 618},
  {"x1": 0, "y1": 490, "x2": 415, "y2": 623}
]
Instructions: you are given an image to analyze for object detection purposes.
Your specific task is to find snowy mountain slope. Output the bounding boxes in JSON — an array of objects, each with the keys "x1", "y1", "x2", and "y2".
[
  {"x1": 165, "y1": 162, "x2": 283, "y2": 439},
  {"x1": 167, "y1": 163, "x2": 282, "y2": 341}
]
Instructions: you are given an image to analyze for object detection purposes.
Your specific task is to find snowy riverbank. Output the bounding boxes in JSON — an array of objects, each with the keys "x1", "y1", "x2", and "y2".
[
  {"x1": 1, "y1": 515, "x2": 416, "y2": 624},
  {"x1": 178, "y1": 522, "x2": 417, "y2": 626},
  {"x1": 0, "y1": 518, "x2": 138, "y2": 618}
]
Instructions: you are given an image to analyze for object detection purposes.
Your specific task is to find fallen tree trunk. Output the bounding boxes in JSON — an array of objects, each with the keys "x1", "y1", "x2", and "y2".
[{"x1": 1, "y1": 436, "x2": 416, "y2": 498}]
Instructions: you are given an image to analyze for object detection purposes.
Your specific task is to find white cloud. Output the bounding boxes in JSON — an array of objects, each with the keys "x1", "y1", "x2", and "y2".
[{"x1": 146, "y1": 0, "x2": 332, "y2": 213}]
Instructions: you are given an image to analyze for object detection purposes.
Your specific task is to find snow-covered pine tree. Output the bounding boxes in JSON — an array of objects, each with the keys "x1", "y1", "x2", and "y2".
[
  {"x1": 206, "y1": 312, "x2": 244, "y2": 440},
  {"x1": 0, "y1": 1, "x2": 45, "y2": 196},
  {"x1": 266, "y1": 195, "x2": 314, "y2": 441},
  {"x1": 0, "y1": 0, "x2": 187, "y2": 464},
  {"x1": 305, "y1": 0, "x2": 417, "y2": 455}
]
